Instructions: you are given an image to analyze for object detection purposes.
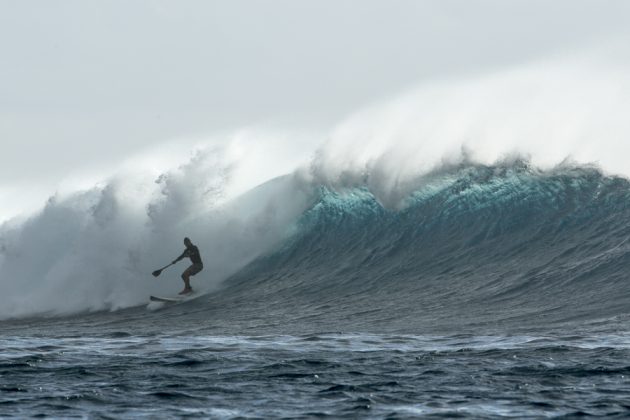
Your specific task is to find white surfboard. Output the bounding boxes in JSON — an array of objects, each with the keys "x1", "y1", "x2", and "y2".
[
  {"x1": 150, "y1": 295, "x2": 184, "y2": 303},
  {"x1": 150, "y1": 292, "x2": 198, "y2": 303}
]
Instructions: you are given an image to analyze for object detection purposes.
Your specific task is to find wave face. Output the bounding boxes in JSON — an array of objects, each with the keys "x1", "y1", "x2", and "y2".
[
  {"x1": 4, "y1": 158, "x2": 630, "y2": 332},
  {"x1": 216, "y1": 162, "x2": 630, "y2": 333}
]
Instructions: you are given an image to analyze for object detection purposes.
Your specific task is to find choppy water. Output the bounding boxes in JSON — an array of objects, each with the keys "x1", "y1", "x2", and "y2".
[
  {"x1": 4, "y1": 163, "x2": 630, "y2": 417},
  {"x1": 3, "y1": 327, "x2": 630, "y2": 418}
]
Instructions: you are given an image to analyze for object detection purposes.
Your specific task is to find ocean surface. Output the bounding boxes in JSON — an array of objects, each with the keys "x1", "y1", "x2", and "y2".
[{"x1": 3, "y1": 162, "x2": 630, "y2": 418}]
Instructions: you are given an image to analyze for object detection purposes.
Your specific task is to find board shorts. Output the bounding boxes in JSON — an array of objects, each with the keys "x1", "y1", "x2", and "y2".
[{"x1": 184, "y1": 263, "x2": 203, "y2": 277}]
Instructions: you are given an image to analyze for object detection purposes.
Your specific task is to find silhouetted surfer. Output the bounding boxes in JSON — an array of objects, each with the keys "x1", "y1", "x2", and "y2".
[{"x1": 172, "y1": 237, "x2": 203, "y2": 295}]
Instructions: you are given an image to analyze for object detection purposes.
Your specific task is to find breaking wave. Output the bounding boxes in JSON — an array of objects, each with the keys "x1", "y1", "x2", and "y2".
[
  {"x1": 3, "y1": 56, "x2": 630, "y2": 325},
  {"x1": 218, "y1": 162, "x2": 630, "y2": 332}
]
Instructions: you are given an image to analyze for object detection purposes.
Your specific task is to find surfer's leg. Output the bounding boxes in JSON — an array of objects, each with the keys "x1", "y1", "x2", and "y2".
[{"x1": 179, "y1": 266, "x2": 193, "y2": 294}]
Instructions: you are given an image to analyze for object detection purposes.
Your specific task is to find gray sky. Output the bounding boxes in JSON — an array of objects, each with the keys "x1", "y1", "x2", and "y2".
[{"x1": 1, "y1": 0, "x2": 630, "y2": 219}]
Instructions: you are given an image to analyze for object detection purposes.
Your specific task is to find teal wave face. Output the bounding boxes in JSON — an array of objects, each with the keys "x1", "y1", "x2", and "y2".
[{"x1": 221, "y1": 163, "x2": 630, "y2": 332}]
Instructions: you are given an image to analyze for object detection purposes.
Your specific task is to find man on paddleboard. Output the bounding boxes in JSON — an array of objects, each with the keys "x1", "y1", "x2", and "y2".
[{"x1": 172, "y1": 237, "x2": 203, "y2": 295}]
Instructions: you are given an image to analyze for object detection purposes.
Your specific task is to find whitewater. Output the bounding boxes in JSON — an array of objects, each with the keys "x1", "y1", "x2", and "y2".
[{"x1": 3, "y1": 60, "x2": 630, "y2": 417}]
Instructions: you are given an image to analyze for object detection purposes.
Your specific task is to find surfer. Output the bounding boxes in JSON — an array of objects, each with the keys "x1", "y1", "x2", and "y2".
[{"x1": 172, "y1": 237, "x2": 203, "y2": 295}]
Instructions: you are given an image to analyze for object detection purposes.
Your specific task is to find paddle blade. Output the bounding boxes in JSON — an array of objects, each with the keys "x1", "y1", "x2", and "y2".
[{"x1": 152, "y1": 269, "x2": 162, "y2": 277}]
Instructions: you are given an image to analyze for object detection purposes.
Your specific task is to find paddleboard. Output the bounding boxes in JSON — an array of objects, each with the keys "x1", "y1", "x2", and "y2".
[
  {"x1": 150, "y1": 295, "x2": 184, "y2": 303},
  {"x1": 150, "y1": 293, "x2": 198, "y2": 303}
]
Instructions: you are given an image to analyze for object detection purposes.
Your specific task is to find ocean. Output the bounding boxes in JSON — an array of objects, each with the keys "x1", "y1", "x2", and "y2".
[{"x1": 3, "y1": 161, "x2": 630, "y2": 417}]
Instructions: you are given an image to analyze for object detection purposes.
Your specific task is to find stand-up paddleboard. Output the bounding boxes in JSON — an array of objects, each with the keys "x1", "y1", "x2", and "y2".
[
  {"x1": 150, "y1": 292, "x2": 198, "y2": 304},
  {"x1": 150, "y1": 295, "x2": 183, "y2": 303}
]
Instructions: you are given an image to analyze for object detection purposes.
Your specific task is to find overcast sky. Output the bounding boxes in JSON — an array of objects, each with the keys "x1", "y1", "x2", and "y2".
[{"x1": 2, "y1": 0, "x2": 630, "y2": 220}]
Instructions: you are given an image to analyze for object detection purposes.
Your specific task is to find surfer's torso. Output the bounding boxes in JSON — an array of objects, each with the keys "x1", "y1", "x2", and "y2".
[{"x1": 181, "y1": 245, "x2": 202, "y2": 265}]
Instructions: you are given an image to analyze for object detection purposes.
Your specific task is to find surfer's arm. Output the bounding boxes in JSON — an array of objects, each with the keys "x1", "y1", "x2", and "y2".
[{"x1": 172, "y1": 249, "x2": 189, "y2": 264}]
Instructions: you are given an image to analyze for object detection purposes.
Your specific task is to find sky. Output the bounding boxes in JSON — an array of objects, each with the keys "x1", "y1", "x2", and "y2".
[{"x1": 2, "y1": 0, "x2": 630, "y2": 221}]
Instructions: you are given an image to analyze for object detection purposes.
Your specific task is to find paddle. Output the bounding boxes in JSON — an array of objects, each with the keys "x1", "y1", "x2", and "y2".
[{"x1": 152, "y1": 262, "x2": 174, "y2": 277}]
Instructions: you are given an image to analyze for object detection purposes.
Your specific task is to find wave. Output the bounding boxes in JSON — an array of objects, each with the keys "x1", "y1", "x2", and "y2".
[
  {"x1": 217, "y1": 162, "x2": 630, "y2": 331},
  {"x1": 3, "y1": 146, "x2": 630, "y2": 333},
  {"x1": 3, "y1": 56, "x2": 630, "y2": 324}
]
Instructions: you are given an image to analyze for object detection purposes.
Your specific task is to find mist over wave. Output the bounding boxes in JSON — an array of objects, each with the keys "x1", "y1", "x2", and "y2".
[
  {"x1": 311, "y1": 58, "x2": 630, "y2": 208},
  {"x1": 0, "y1": 145, "x2": 315, "y2": 319},
  {"x1": 2, "y1": 54, "x2": 630, "y2": 321}
]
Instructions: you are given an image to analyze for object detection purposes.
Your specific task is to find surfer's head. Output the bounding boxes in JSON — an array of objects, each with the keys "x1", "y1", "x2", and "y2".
[{"x1": 184, "y1": 237, "x2": 192, "y2": 247}]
